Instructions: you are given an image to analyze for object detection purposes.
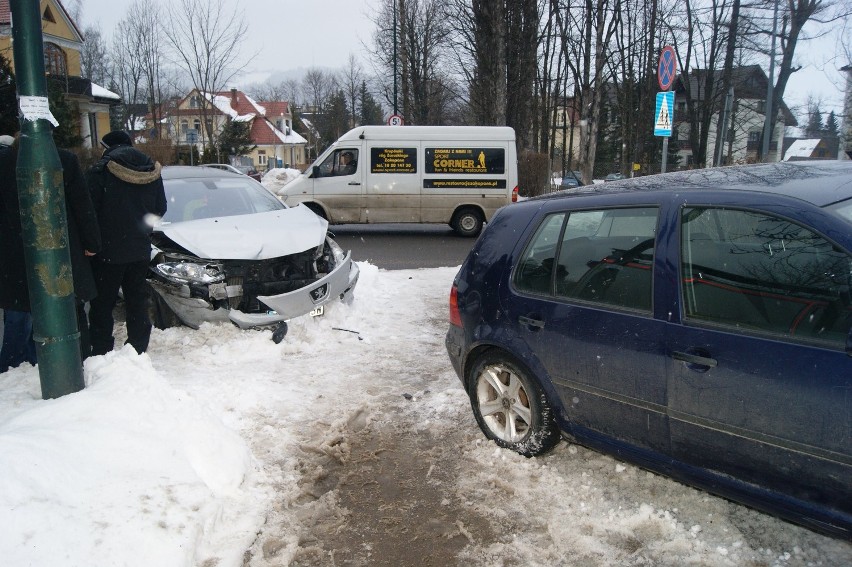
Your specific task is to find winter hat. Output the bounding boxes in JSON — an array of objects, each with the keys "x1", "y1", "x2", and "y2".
[
  {"x1": 102, "y1": 130, "x2": 133, "y2": 148},
  {"x1": 0, "y1": 134, "x2": 14, "y2": 147}
]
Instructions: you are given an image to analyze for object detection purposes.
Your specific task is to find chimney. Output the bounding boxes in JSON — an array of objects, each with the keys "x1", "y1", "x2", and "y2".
[{"x1": 231, "y1": 88, "x2": 238, "y2": 105}]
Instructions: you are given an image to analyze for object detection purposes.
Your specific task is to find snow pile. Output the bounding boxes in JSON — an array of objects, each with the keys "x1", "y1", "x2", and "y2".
[
  {"x1": 0, "y1": 347, "x2": 267, "y2": 567},
  {"x1": 261, "y1": 167, "x2": 302, "y2": 194}
]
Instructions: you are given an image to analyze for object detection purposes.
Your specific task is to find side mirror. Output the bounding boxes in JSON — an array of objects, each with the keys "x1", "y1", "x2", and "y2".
[{"x1": 312, "y1": 165, "x2": 320, "y2": 178}]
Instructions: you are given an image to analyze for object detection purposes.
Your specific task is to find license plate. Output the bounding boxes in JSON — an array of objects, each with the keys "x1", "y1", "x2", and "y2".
[{"x1": 309, "y1": 306, "x2": 324, "y2": 317}]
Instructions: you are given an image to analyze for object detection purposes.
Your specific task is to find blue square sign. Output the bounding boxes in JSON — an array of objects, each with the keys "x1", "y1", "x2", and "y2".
[{"x1": 654, "y1": 92, "x2": 674, "y2": 137}]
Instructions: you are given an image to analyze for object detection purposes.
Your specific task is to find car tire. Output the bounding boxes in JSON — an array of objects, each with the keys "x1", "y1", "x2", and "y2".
[
  {"x1": 452, "y1": 209, "x2": 484, "y2": 237},
  {"x1": 468, "y1": 352, "x2": 561, "y2": 457},
  {"x1": 149, "y1": 287, "x2": 182, "y2": 330}
]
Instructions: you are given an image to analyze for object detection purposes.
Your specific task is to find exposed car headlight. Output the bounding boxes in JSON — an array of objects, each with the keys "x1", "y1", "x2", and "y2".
[
  {"x1": 326, "y1": 237, "x2": 346, "y2": 263},
  {"x1": 155, "y1": 261, "x2": 225, "y2": 285}
]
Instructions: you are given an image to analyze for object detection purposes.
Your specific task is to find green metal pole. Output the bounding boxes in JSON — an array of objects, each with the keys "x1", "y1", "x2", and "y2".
[{"x1": 10, "y1": 0, "x2": 84, "y2": 399}]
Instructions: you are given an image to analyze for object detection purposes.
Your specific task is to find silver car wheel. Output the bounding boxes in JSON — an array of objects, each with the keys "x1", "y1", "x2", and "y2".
[{"x1": 475, "y1": 364, "x2": 532, "y2": 443}]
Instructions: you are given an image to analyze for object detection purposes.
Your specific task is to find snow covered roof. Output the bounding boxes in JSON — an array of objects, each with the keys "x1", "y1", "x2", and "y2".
[
  {"x1": 91, "y1": 82, "x2": 120, "y2": 100},
  {"x1": 783, "y1": 139, "x2": 821, "y2": 161}
]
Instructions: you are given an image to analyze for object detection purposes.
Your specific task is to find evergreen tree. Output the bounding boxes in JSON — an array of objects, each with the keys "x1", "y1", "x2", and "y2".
[
  {"x1": 317, "y1": 89, "x2": 348, "y2": 148},
  {"x1": 824, "y1": 111, "x2": 840, "y2": 139},
  {"x1": 805, "y1": 109, "x2": 823, "y2": 138},
  {"x1": 358, "y1": 81, "x2": 383, "y2": 125},
  {"x1": 217, "y1": 119, "x2": 256, "y2": 159},
  {"x1": 0, "y1": 54, "x2": 17, "y2": 135}
]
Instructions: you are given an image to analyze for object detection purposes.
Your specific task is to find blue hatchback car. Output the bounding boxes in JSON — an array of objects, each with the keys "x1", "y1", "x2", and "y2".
[{"x1": 446, "y1": 161, "x2": 852, "y2": 538}]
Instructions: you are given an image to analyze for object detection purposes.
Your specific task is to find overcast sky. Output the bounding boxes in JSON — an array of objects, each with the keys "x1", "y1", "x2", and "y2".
[{"x1": 77, "y1": 0, "x2": 848, "y2": 119}]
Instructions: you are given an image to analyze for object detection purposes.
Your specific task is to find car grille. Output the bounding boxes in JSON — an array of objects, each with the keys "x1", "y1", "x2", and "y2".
[{"x1": 222, "y1": 249, "x2": 326, "y2": 313}]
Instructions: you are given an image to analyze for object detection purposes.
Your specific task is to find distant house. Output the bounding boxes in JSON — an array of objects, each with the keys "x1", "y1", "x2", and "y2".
[
  {"x1": 673, "y1": 65, "x2": 797, "y2": 166},
  {"x1": 0, "y1": 0, "x2": 118, "y2": 147},
  {"x1": 159, "y1": 88, "x2": 307, "y2": 169},
  {"x1": 783, "y1": 138, "x2": 839, "y2": 161}
]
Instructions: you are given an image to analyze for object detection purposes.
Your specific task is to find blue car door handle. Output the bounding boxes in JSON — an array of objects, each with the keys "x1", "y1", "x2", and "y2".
[
  {"x1": 518, "y1": 315, "x2": 545, "y2": 329},
  {"x1": 671, "y1": 350, "x2": 717, "y2": 368}
]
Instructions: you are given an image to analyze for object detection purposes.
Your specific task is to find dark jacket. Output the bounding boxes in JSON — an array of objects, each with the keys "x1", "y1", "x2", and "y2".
[
  {"x1": 0, "y1": 144, "x2": 102, "y2": 310},
  {"x1": 86, "y1": 145, "x2": 167, "y2": 264}
]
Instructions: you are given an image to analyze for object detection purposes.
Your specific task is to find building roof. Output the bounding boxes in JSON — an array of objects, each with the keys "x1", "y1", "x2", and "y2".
[
  {"x1": 165, "y1": 88, "x2": 305, "y2": 147},
  {"x1": 0, "y1": 0, "x2": 83, "y2": 41},
  {"x1": 783, "y1": 139, "x2": 821, "y2": 161}
]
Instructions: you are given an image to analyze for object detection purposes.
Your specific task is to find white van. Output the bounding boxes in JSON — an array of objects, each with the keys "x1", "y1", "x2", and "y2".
[{"x1": 277, "y1": 126, "x2": 518, "y2": 236}]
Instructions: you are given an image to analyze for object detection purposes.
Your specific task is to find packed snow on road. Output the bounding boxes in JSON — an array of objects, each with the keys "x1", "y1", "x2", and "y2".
[{"x1": 1, "y1": 263, "x2": 850, "y2": 566}]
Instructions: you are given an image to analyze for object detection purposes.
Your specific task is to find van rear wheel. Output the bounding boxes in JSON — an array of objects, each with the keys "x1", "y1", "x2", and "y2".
[{"x1": 452, "y1": 209, "x2": 484, "y2": 237}]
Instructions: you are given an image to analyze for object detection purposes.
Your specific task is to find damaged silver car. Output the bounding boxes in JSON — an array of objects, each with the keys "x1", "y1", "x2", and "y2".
[{"x1": 148, "y1": 166, "x2": 359, "y2": 340}]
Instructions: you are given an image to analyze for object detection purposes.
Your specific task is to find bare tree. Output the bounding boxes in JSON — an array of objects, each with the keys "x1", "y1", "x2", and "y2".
[
  {"x1": 126, "y1": 0, "x2": 163, "y2": 138},
  {"x1": 747, "y1": 0, "x2": 851, "y2": 161},
  {"x1": 301, "y1": 67, "x2": 336, "y2": 112},
  {"x1": 110, "y1": 15, "x2": 147, "y2": 133},
  {"x1": 80, "y1": 25, "x2": 109, "y2": 86},
  {"x1": 370, "y1": 0, "x2": 458, "y2": 125},
  {"x1": 162, "y1": 0, "x2": 250, "y2": 146},
  {"x1": 339, "y1": 54, "x2": 365, "y2": 128},
  {"x1": 468, "y1": 0, "x2": 507, "y2": 125}
]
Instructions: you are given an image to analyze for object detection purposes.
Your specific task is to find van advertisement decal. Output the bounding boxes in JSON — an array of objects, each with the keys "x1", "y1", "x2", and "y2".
[
  {"x1": 425, "y1": 148, "x2": 505, "y2": 174},
  {"x1": 424, "y1": 179, "x2": 507, "y2": 189},
  {"x1": 370, "y1": 147, "x2": 417, "y2": 173}
]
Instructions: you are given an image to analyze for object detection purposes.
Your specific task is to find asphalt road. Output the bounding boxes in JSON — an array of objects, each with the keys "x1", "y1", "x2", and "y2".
[{"x1": 328, "y1": 223, "x2": 477, "y2": 270}]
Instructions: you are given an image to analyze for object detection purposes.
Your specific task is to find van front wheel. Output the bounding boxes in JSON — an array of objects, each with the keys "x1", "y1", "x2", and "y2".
[{"x1": 452, "y1": 209, "x2": 484, "y2": 237}]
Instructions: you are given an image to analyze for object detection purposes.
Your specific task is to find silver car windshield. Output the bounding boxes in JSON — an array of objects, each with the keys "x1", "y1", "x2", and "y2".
[{"x1": 162, "y1": 177, "x2": 284, "y2": 223}]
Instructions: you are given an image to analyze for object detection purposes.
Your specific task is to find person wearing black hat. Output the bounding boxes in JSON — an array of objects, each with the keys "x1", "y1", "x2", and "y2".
[{"x1": 86, "y1": 131, "x2": 167, "y2": 356}]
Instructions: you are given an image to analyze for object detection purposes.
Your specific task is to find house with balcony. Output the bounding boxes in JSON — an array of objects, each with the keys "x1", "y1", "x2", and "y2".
[
  {"x1": 0, "y1": 0, "x2": 118, "y2": 147},
  {"x1": 672, "y1": 65, "x2": 797, "y2": 166},
  {"x1": 160, "y1": 88, "x2": 307, "y2": 170}
]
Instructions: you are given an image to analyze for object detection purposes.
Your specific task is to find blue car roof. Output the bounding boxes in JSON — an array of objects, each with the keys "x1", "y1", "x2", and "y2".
[{"x1": 538, "y1": 161, "x2": 852, "y2": 208}]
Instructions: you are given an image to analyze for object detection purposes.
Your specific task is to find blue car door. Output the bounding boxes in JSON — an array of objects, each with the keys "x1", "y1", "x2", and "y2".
[
  {"x1": 667, "y1": 204, "x2": 852, "y2": 518},
  {"x1": 508, "y1": 205, "x2": 671, "y2": 457}
]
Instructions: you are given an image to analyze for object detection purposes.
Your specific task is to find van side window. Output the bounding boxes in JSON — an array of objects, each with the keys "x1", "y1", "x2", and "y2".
[
  {"x1": 318, "y1": 149, "x2": 358, "y2": 177},
  {"x1": 681, "y1": 207, "x2": 852, "y2": 347},
  {"x1": 514, "y1": 207, "x2": 657, "y2": 312}
]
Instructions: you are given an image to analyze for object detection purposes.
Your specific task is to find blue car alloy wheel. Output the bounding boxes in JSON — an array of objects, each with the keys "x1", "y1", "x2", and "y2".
[{"x1": 468, "y1": 351, "x2": 561, "y2": 457}]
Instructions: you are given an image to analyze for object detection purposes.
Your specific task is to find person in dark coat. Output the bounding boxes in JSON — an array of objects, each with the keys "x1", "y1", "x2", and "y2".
[
  {"x1": 0, "y1": 136, "x2": 102, "y2": 371},
  {"x1": 86, "y1": 131, "x2": 166, "y2": 356}
]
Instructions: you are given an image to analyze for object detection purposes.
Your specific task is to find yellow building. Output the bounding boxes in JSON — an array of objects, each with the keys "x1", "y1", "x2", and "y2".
[{"x1": 0, "y1": 0, "x2": 118, "y2": 148}]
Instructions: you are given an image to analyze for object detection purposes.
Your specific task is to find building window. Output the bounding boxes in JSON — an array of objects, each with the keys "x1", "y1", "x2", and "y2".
[
  {"x1": 44, "y1": 43, "x2": 67, "y2": 76},
  {"x1": 180, "y1": 120, "x2": 188, "y2": 133},
  {"x1": 189, "y1": 95, "x2": 201, "y2": 109},
  {"x1": 42, "y1": 6, "x2": 56, "y2": 23},
  {"x1": 258, "y1": 151, "x2": 267, "y2": 166},
  {"x1": 748, "y1": 131, "x2": 760, "y2": 143},
  {"x1": 193, "y1": 119, "x2": 201, "y2": 133}
]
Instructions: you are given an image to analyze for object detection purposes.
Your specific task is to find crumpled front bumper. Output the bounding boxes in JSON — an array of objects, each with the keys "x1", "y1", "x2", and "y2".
[{"x1": 150, "y1": 252, "x2": 359, "y2": 330}]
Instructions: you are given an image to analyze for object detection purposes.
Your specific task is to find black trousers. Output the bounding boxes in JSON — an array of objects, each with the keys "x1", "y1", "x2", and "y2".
[{"x1": 89, "y1": 259, "x2": 152, "y2": 356}]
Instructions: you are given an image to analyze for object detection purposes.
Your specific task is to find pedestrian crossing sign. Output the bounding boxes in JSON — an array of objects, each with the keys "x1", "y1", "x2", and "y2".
[{"x1": 654, "y1": 91, "x2": 674, "y2": 137}]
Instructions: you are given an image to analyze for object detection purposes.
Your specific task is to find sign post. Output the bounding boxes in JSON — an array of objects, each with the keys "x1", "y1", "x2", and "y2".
[{"x1": 655, "y1": 46, "x2": 677, "y2": 173}]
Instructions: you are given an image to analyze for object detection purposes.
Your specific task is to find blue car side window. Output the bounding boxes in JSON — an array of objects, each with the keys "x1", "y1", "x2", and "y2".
[
  {"x1": 515, "y1": 207, "x2": 658, "y2": 312},
  {"x1": 515, "y1": 213, "x2": 566, "y2": 294},
  {"x1": 681, "y1": 207, "x2": 852, "y2": 347}
]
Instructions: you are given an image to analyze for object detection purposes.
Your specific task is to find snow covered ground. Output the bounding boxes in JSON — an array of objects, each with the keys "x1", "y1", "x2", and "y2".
[{"x1": 2, "y1": 262, "x2": 851, "y2": 566}]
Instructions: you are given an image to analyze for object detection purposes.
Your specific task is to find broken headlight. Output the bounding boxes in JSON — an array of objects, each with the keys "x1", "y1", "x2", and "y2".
[{"x1": 155, "y1": 261, "x2": 225, "y2": 285}]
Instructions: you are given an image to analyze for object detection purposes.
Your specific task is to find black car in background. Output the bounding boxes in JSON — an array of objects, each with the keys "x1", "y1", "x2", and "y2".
[{"x1": 446, "y1": 161, "x2": 852, "y2": 538}]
